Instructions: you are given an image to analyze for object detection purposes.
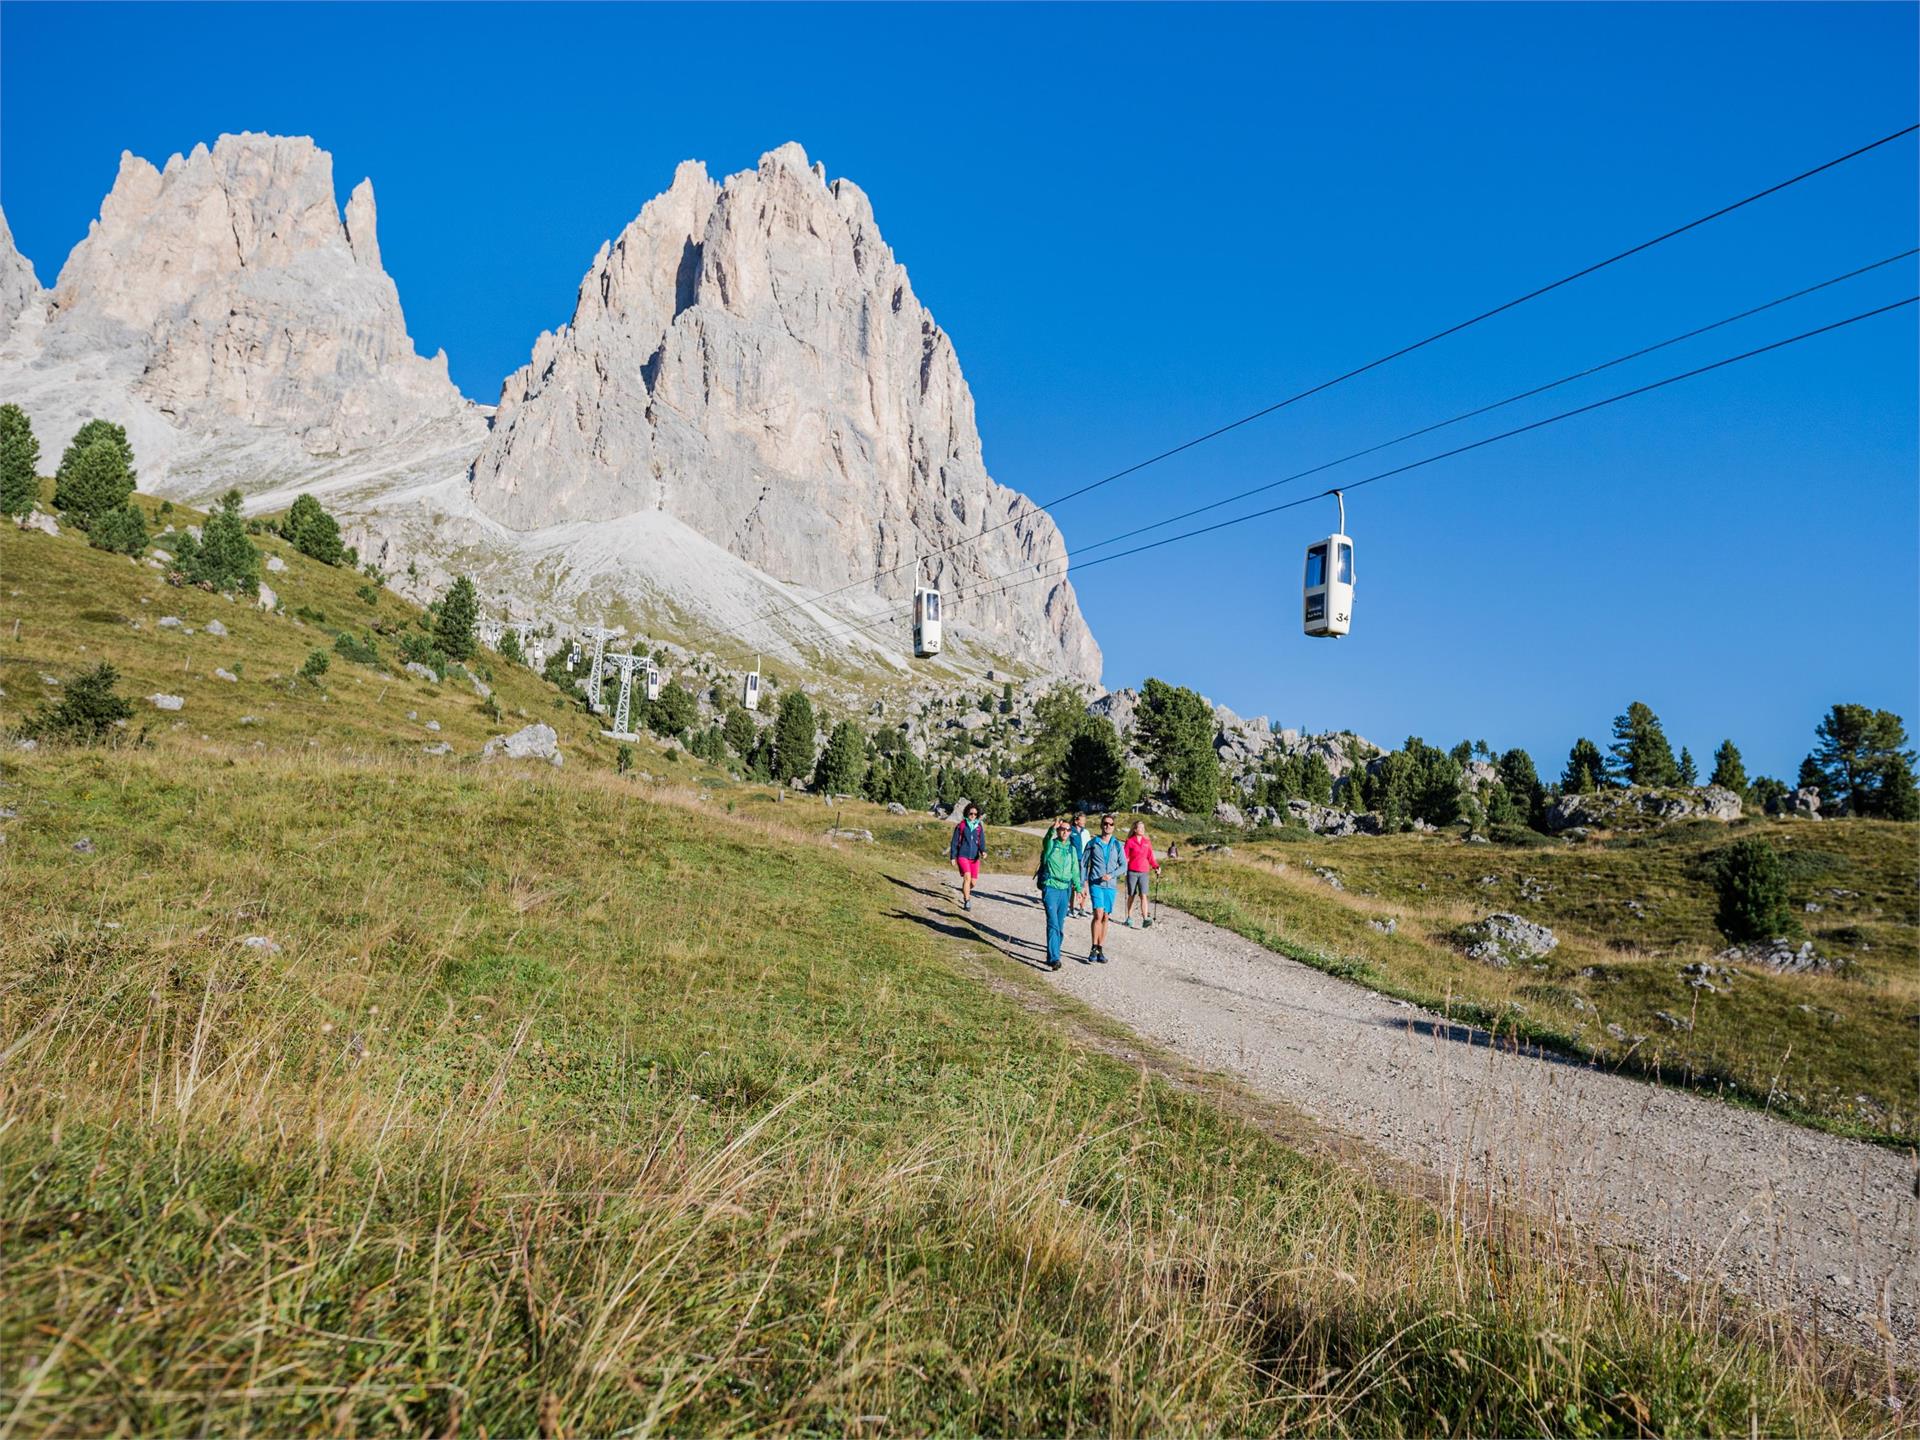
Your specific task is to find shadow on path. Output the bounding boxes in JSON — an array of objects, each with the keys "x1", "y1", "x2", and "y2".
[{"x1": 1372, "y1": 1015, "x2": 1593, "y2": 1070}]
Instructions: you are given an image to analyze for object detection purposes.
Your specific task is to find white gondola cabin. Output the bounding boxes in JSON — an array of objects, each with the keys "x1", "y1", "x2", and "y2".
[
  {"x1": 1302, "y1": 491, "x2": 1355, "y2": 639},
  {"x1": 742, "y1": 660, "x2": 761, "y2": 711},
  {"x1": 643, "y1": 661, "x2": 662, "y2": 702},
  {"x1": 913, "y1": 566, "x2": 943, "y2": 658}
]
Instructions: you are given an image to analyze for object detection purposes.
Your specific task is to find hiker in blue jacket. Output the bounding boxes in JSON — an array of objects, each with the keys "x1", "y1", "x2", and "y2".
[
  {"x1": 1082, "y1": 812, "x2": 1126, "y2": 963},
  {"x1": 949, "y1": 802, "x2": 986, "y2": 911}
]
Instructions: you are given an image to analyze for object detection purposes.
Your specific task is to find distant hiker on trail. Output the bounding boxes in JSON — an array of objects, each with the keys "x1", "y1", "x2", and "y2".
[
  {"x1": 949, "y1": 802, "x2": 986, "y2": 912},
  {"x1": 1068, "y1": 812, "x2": 1091, "y2": 917},
  {"x1": 1036, "y1": 817, "x2": 1081, "y2": 970},
  {"x1": 1083, "y1": 812, "x2": 1125, "y2": 963},
  {"x1": 1124, "y1": 819, "x2": 1161, "y2": 928}
]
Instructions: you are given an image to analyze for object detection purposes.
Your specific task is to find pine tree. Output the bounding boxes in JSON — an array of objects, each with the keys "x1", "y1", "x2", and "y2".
[
  {"x1": 21, "y1": 661, "x2": 134, "y2": 744},
  {"x1": 723, "y1": 705, "x2": 757, "y2": 758},
  {"x1": 1299, "y1": 754, "x2": 1334, "y2": 805},
  {"x1": 0, "y1": 403, "x2": 40, "y2": 520},
  {"x1": 51, "y1": 438, "x2": 134, "y2": 530},
  {"x1": 283, "y1": 493, "x2": 348, "y2": 566},
  {"x1": 1876, "y1": 753, "x2": 1920, "y2": 821},
  {"x1": 1709, "y1": 739, "x2": 1748, "y2": 795},
  {"x1": 434, "y1": 576, "x2": 478, "y2": 661},
  {"x1": 1062, "y1": 723, "x2": 1127, "y2": 809},
  {"x1": 771, "y1": 691, "x2": 818, "y2": 783},
  {"x1": 88, "y1": 503, "x2": 148, "y2": 556},
  {"x1": 1802, "y1": 704, "x2": 1917, "y2": 817},
  {"x1": 1170, "y1": 747, "x2": 1221, "y2": 816},
  {"x1": 1496, "y1": 747, "x2": 1547, "y2": 828},
  {"x1": 497, "y1": 627, "x2": 525, "y2": 665},
  {"x1": 815, "y1": 720, "x2": 868, "y2": 795},
  {"x1": 1714, "y1": 838, "x2": 1792, "y2": 943},
  {"x1": 1136, "y1": 678, "x2": 1216, "y2": 790},
  {"x1": 55, "y1": 419, "x2": 135, "y2": 489},
  {"x1": 1562, "y1": 738, "x2": 1606, "y2": 793},
  {"x1": 979, "y1": 775, "x2": 1015, "y2": 825},
  {"x1": 1677, "y1": 746, "x2": 1698, "y2": 786},
  {"x1": 183, "y1": 490, "x2": 260, "y2": 594},
  {"x1": 649, "y1": 682, "x2": 697, "y2": 738},
  {"x1": 1607, "y1": 702, "x2": 1679, "y2": 787}
]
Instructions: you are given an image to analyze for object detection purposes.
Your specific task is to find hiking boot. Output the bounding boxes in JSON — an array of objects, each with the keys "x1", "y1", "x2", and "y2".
[
  {"x1": 1047, "y1": 958, "x2": 1062, "y2": 971},
  {"x1": 962, "y1": 898, "x2": 971, "y2": 912},
  {"x1": 1094, "y1": 948, "x2": 1107, "y2": 963}
]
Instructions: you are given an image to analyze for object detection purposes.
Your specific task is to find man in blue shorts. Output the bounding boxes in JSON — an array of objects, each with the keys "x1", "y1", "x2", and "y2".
[{"x1": 1082, "y1": 813, "x2": 1126, "y2": 964}]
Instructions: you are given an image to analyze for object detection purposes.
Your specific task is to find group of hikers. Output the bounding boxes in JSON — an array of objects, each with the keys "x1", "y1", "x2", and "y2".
[{"x1": 949, "y1": 807, "x2": 1163, "y2": 969}]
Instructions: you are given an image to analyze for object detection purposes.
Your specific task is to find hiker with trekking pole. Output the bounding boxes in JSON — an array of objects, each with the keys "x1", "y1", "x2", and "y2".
[{"x1": 1123, "y1": 818, "x2": 1161, "y2": 929}]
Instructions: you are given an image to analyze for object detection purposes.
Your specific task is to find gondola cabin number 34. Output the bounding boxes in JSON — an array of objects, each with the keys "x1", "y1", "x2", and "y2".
[{"x1": 1303, "y1": 490, "x2": 1355, "y2": 639}]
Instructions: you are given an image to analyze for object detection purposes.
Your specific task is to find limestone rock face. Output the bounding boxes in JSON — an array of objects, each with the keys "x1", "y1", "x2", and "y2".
[
  {"x1": 45, "y1": 134, "x2": 467, "y2": 455},
  {"x1": 469, "y1": 143, "x2": 1099, "y2": 679},
  {"x1": 0, "y1": 209, "x2": 41, "y2": 340}
]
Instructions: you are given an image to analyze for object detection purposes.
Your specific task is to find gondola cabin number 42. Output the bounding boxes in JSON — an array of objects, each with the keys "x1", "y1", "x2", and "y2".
[{"x1": 1302, "y1": 490, "x2": 1355, "y2": 638}]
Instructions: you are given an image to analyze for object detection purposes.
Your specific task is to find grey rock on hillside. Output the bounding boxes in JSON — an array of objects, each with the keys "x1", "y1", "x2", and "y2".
[
  {"x1": 468, "y1": 143, "x2": 1099, "y2": 680},
  {"x1": 1543, "y1": 785, "x2": 1743, "y2": 833}
]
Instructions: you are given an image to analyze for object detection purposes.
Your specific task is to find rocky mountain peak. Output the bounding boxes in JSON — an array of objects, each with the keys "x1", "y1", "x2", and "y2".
[
  {"x1": 0, "y1": 208, "x2": 41, "y2": 340},
  {"x1": 42, "y1": 131, "x2": 467, "y2": 456},
  {"x1": 469, "y1": 142, "x2": 1100, "y2": 679}
]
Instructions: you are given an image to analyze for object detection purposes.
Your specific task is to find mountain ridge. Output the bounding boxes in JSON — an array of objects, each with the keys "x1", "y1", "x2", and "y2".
[{"x1": 0, "y1": 134, "x2": 1100, "y2": 682}]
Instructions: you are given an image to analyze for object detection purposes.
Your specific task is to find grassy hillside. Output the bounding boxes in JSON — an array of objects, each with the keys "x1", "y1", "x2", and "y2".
[{"x1": 0, "y1": 506, "x2": 1902, "y2": 1433}]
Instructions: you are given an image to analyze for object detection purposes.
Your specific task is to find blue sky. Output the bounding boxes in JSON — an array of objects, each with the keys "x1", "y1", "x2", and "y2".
[{"x1": 3, "y1": 2, "x2": 1915, "y2": 779}]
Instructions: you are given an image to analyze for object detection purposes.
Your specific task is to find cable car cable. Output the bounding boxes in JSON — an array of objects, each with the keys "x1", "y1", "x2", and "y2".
[
  {"x1": 739, "y1": 122, "x2": 1920, "y2": 630},
  {"x1": 1063, "y1": 247, "x2": 1920, "y2": 564},
  {"x1": 924, "y1": 295, "x2": 1917, "y2": 611},
  {"x1": 795, "y1": 278, "x2": 1919, "y2": 646}
]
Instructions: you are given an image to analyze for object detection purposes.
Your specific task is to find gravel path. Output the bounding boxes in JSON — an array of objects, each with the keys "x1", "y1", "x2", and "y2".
[{"x1": 924, "y1": 870, "x2": 1918, "y2": 1362}]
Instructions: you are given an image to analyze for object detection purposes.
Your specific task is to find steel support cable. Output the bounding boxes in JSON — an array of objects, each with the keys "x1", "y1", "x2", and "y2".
[
  {"x1": 795, "y1": 277, "x2": 1919, "y2": 647},
  {"x1": 909, "y1": 296, "x2": 1920, "y2": 615},
  {"x1": 739, "y1": 123, "x2": 1920, "y2": 631}
]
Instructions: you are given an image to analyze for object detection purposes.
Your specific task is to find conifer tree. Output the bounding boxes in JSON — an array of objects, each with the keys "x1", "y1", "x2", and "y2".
[
  {"x1": 723, "y1": 705, "x2": 757, "y2": 757},
  {"x1": 772, "y1": 691, "x2": 818, "y2": 783},
  {"x1": 1562, "y1": 738, "x2": 1605, "y2": 794},
  {"x1": 1497, "y1": 747, "x2": 1547, "y2": 828},
  {"x1": 283, "y1": 493, "x2": 349, "y2": 566},
  {"x1": 815, "y1": 720, "x2": 868, "y2": 794},
  {"x1": 1802, "y1": 704, "x2": 1917, "y2": 817},
  {"x1": 1607, "y1": 701, "x2": 1679, "y2": 787},
  {"x1": 1062, "y1": 723, "x2": 1128, "y2": 809},
  {"x1": 0, "y1": 403, "x2": 40, "y2": 520},
  {"x1": 183, "y1": 490, "x2": 260, "y2": 594},
  {"x1": 55, "y1": 419, "x2": 135, "y2": 489},
  {"x1": 1709, "y1": 739, "x2": 1748, "y2": 795},
  {"x1": 51, "y1": 438, "x2": 135, "y2": 530},
  {"x1": 88, "y1": 503, "x2": 148, "y2": 556},
  {"x1": 434, "y1": 576, "x2": 478, "y2": 661},
  {"x1": 1677, "y1": 746, "x2": 1698, "y2": 786}
]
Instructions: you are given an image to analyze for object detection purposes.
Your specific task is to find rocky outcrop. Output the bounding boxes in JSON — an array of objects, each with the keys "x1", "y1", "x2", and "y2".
[
  {"x1": 1285, "y1": 799, "x2": 1386, "y2": 836},
  {"x1": 467, "y1": 143, "x2": 1099, "y2": 679},
  {"x1": 45, "y1": 135, "x2": 467, "y2": 453},
  {"x1": 0, "y1": 209, "x2": 41, "y2": 340},
  {"x1": 1542, "y1": 785, "x2": 1744, "y2": 833},
  {"x1": 481, "y1": 722, "x2": 563, "y2": 767},
  {"x1": 1459, "y1": 913, "x2": 1558, "y2": 968}
]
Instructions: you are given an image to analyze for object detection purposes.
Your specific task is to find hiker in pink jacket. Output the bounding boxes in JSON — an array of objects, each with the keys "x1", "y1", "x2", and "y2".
[{"x1": 1122, "y1": 820, "x2": 1160, "y2": 929}]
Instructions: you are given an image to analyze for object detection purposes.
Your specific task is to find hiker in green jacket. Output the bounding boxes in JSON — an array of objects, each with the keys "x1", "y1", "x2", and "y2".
[{"x1": 1036, "y1": 816, "x2": 1081, "y2": 970}]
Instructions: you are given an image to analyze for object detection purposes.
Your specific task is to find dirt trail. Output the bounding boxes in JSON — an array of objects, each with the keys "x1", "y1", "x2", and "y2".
[{"x1": 909, "y1": 869, "x2": 1918, "y2": 1362}]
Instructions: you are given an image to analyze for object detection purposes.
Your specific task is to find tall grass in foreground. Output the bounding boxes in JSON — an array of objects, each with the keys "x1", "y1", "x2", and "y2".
[{"x1": 0, "y1": 751, "x2": 1899, "y2": 1435}]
